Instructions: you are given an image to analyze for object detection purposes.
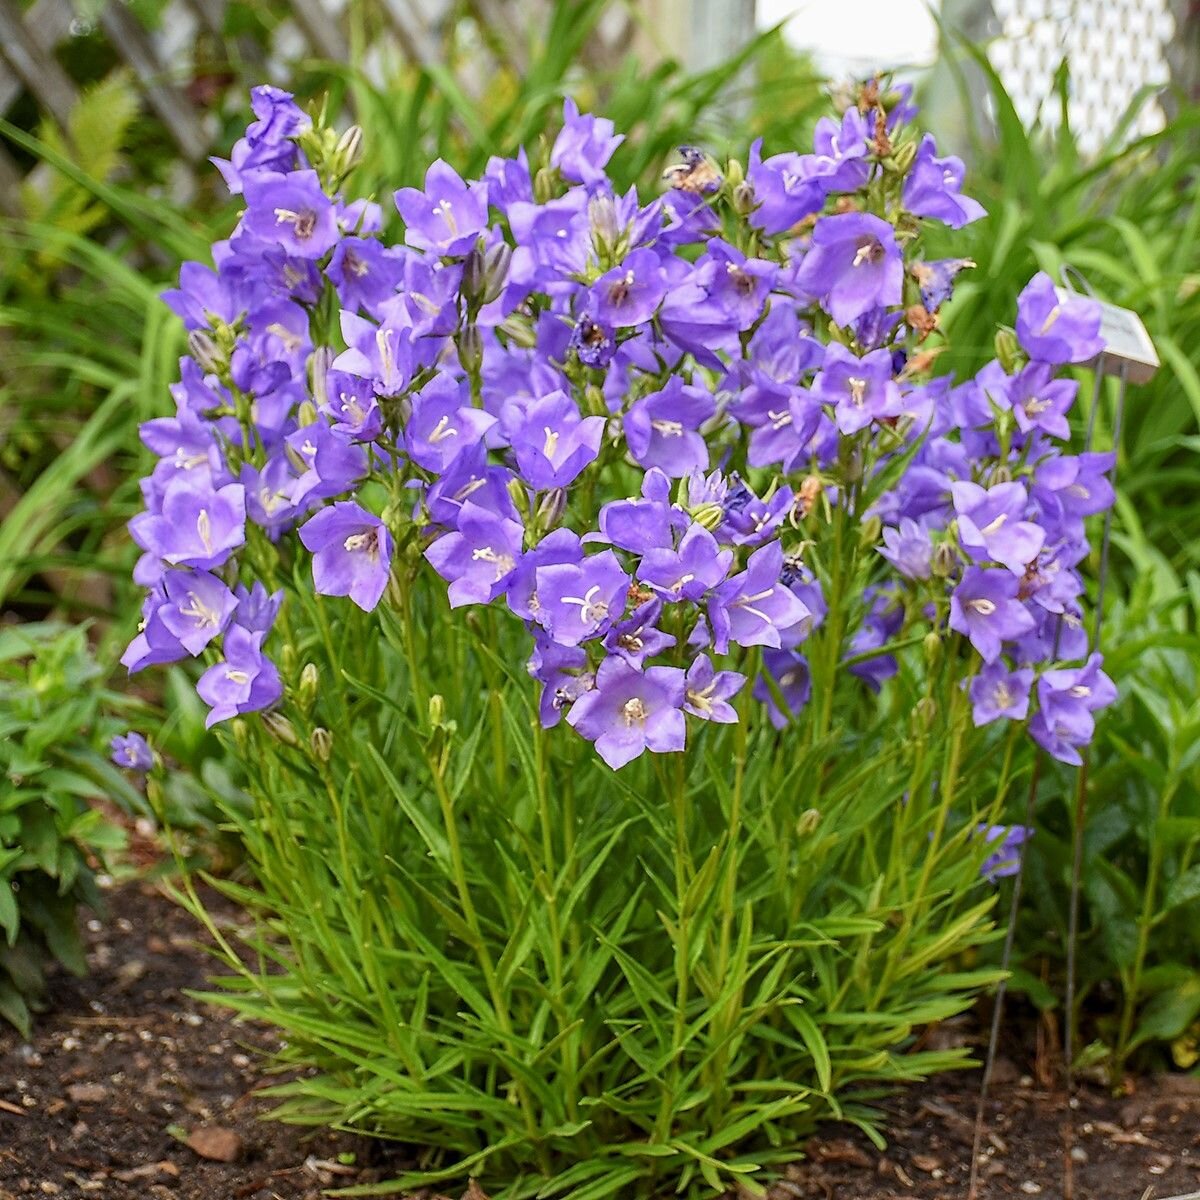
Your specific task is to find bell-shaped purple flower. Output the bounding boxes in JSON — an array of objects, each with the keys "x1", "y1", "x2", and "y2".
[
  {"x1": 1015, "y1": 273, "x2": 1104, "y2": 365},
  {"x1": 879, "y1": 517, "x2": 934, "y2": 580},
  {"x1": 196, "y1": 625, "x2": 283, "y2": 728},
  {"x1": 753, "y1": 649, "x2": 811, "y2": 729},
  {"x1": 812, "y1": 343, "x2": 902, "y2": 435},
  {"x1": 511, "y1": 390, "x2": 606, "y2": 490},
  {"x1": 243, "y1": 169, "x2": 339, "y2": 259},
  {"x1": 683, "y1": 655, "x2": 745, "y2": 723},
  {"x1": 550, "y1": 98, "x2": 623, "y2": 186},
  {"x1": 795, "y1": 212, "x2": 904, "y2": 328},
  {"x1": 637, "y1": 521, "x2": 733, "y2": 602},
  {"x1": 969, "y1": 661, "x2": 1034, "y2": 726},
  {"x1": 710, "y1": 542, "x2": 811, "y2": 654},
  {"x1": 979, "y1": 824, "x2": 1031, "y2": 881},
  {"x1": 566, "y1": 656, "x2": 686, "y2": 770},
  {"x1": 425, "y1": 501, "x2": 525, "y2": 608},
  {"x1": 588, "y1": 248, "x2": 669, "y2": 328},
  {"x1": 952, "y1": 480, "x2": 1045, "y2": 575},
  {"x1": 902, "y1": 135, "x2": 986, "y2": 228},
  {"x1": 624, "y1": 378, "x2": 715, "y2": 477},
  {"x1": 130, "y1": 480, "x2": 246, "y2": 571},
  {"x1": 110, "y1": 731, "x2": 153, "y2": 772},
  {"x1": 298, "y1": 502, "x2": 393, "y2": 612},
  {"x1": 534, "y1": 551, "x2": 630, "y2": 646},
  {"x1": 949, "y1": 566, "x2": 1036, "y2": 663},
  {"x1": 603, "y1": 599, "x2": 676, "y2": 667},
  {"x1": 158, "y1": 570, "x2": 238, "y2": 656},
  {"x1": 406, "y1": 379, "x2": 496, "y2": 474},
  {"x1": 394, "y1": 159, "x2": 489, "y2": 256}
]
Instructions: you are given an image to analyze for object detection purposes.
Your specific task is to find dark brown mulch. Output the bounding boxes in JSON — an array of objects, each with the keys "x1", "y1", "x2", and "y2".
[{"x1": 1, "y1": 882, "x2": 1198, "y2": 1200}]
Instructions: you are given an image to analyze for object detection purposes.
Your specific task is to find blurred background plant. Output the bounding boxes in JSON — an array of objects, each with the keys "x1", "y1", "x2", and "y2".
[{"x1": 0, "y1": 0, "x2": 1197, "y2": 1075}]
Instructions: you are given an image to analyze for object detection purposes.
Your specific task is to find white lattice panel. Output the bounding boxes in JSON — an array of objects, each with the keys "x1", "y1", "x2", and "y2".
[{"x1": 988, "y1": 0, "x2": 1176, "y2": 155}]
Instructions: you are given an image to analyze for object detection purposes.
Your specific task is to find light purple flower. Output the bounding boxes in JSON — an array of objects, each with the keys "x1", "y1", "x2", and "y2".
[
  {"x1": 130, "y1": 480, "x2": 246, "y2": 571},
  {"x1": 795, "y1": 212, "x2": 904, "y2": 328},
  {"x1": 710, "y1": 542, "x2": 811, "y2": 654},
  {"x1": 298, "y1": 502, "x2": 393, "y2": 612},
  {"x1": 1029, "y1": 653, "x2": 1116, "y2": 765},
  {"x1": 969, "y1": 661, "x2": 1034, "y2": 726},
  {"x1": 812, "y1": 343, "x2": 902, "y2": 435},
  {"x1": 394, "y1": 159, "x2": 489, "y2": 255},
  {"x1": 425, "y1": 501, "x2": 524, "y2": 608},
  {"x1": 511, "y1": 391, "x2": 606, "y2": 489},
  {"x1": 196, "y1": 625, "x2": 282, "y2": 727},
  {"x1": 978, "y1": 824, "x2": 1031, "y2": 881},
  {"x1": 550, "y1": 98, "x2": 623, "y2": 186},
  {"x1": 110, "y1": 731, "x2": 153, "y2": 772},
  {"x1": 534, "y1": 551, "x2": 630, "y2": 646},
  {"x1": 684, "y1": 655, "x2": 745, "y2": 723},
  {"x1": 879, "y1": 517, "x2": 934, "y2": 580},
  {"x1": 949, "y1": 567, "x2": 1036, "y2": 663},
  {"x1": 406, "y1": 380, "x2": 496, "y2": 473},
  {"x1": 603, "y1": 599, "x2": 676, "y2": 667},
  {"x1": 588, "y1": 249, "x2": 669, "y2": 328},
  {"x1": 243, "y1": 169, "x2": 339, "y2": 259},
  {"x1": 951, "y1": 480, "x2": 1045, "y2": 575},
  {"x1": 903, "y1": 135, "x2": 986, "y2": 228},
  {"x1": 566, "y1": 657, "x2": 686, "y2": 770},
  {"x1": 158, "y1": 570, "x2": 238, "y2": 655},
  {"x1": 1009, "y1": 362, "x2": 1076, "y2": 440},
  {"x1": 624, "y1": 378, "x2": 715, "y2": 477},
  {"x1": 1015, "y1": 272, "x2": 1104, "y2": 365},
  {"x1": 637, "y1": 521, "x2": 732, "y2": 602}
]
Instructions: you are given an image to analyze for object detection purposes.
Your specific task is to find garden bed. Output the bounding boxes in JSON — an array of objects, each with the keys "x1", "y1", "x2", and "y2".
[{"x1": 0, "y1": 883, "x2": 1197, "y2": 1200}]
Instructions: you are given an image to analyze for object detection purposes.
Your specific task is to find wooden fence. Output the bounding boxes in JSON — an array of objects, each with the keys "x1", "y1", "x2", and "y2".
[{"x1": 0, "y1": 0, "x2": 706, "y2": 215}]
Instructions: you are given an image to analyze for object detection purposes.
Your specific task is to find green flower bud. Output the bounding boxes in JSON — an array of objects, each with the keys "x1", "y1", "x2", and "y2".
[
  {"x1": 299, "y1": 663, "x2": 319, "y2": 711},
  {"x1": 534, "y1": 166, "x2": 558, "y2": 204},
  {"x1": 732, "y1": 181, "x2": 756, "y2": 216},
  {"x1": 931, "y1": 540, "x2": 959, "y2": 578},
  {"x1": 297, "y1": 400, "x2": 319, "y2": 427},
  {"x1": 311, "y1": 727, "x2": 333, "y2": 764},
  {"x1": 690, "y1": 501, "x2": 724, "y2": 532},
  {"x1": 481, "y1": 242, "x2": 513, "y2": 304},
  {"x1": 796, "y1": 808, "x2": 821, "y2": 836},
  {"x1": 923, "y1": 631, "x2": 942, "y2": 670},
  {"x1": 187, "y1": 329, "x2": 223, "y2": 374},
  {"x1": 724, "y1": 157, "x2": 745, "y2": 190},
  {"x1": 458, "y1": 324, "x2": 484, "y2": 377},
  {"x1": 911, "y1": 696, "x2": 937, "y2": 737},
  {"x1": 263, "y1": 712, "x2": 300, "y2": 748},
  {"x1": 506, "y1": 477, "x2": 532, "y2": 521},
  {"x1": 859, "y1": 514, "x2": 882, "y2": 548},
  {"x1": 890, "y1": 139, "x2": 918, "y2": 174},
  {"x1": 994, "y1": 326, "x2": 1022, "y2": 374}
]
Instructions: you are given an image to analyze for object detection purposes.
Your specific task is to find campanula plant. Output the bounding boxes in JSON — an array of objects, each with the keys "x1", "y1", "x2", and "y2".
[{"x1": 125, "y1": 81, "x2": 1116, "y2": 1197}]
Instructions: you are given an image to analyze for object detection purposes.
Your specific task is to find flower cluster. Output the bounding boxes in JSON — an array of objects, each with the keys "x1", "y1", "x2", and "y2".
[{"x1": 124, "y1": 82, "x2": 1116, "y2": 771}]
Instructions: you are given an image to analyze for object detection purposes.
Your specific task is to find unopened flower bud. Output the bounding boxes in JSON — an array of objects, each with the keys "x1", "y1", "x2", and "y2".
[
  {"x1": 994, "y1": 326, "x2": 1022, "y2": 374},
  {"x1": 732, "y1": 181, "x2": 756, "y2": 216},
  {"x1": 231, "y1": 718, "x2": 249, "y2": 752},
  {"x1": 796, "y1": 808, "x2": 821, "y2": 836},
  {"x1": 296, "y1": 400, "x2": 319, "y2": 427},
  {"x1": 858, "y1": 514, "x2": 882, "y2": 548},
  {"x1": 690, "y1": 501, "x2": 724, "y2": 531},
  {"x1": 308, "y1": 346, "x2": 333, "y2": 410},
  {"x1": 457, "y1": 324, "x2": 483, "y2": 376},
  {"x1": 990, "y1": 463, "x2": 1012, "y2": 485},
  {"x1": 333, "y1": 124, "x2": 364, "y2": 176},
  {"x1": 263, "y1": 712, "x2": 300, "y2": 748},
  {"x1": 461, "y1": 242, "x2": 488, "y2": 301},
  {"x1": 281, "y1": 642, "x2": 298, "y2": 679},
  {"x1": 724, "y1": 157, "x2": 744, "y2": 190},
  {"x1": 535, "y1": 488, "x2": 566, "y2": 531},
  {"x1": 310, "y1": 727, "x2": 333, "y2": 763},
  {"x1": 188, "y1": 329, "x2": 223, "y2": 374},
  {"x1": 299, "y1": 663, "x2": 319, "y2": 710},
  {"x1": 481, "y1": 242, "x2": 513, "y2": 304},
  {"x1": 583, "y1": 384, "x2": 608, "y2": 418},
  {"x1": 890, "y1": 138, "x2": 918, "y2": 174},
  {"x1": 931, "y1": 540, "x2": 959, "y2": 578},
  {"x1": 506, "y1": 477, "x2": 532, "y2": 521},
  {"x1": 589, "y1": 195, "x2": 620, "y2": 256},
  {"x1": 911, "y1": 696, "x2": 938, "y2": 736},
  {"x1": 534, "y1": 166, "x2": 557, "y2": 204},
  {"x1": 923, "y1": 631, "x2": 942, "y2": 670},
  {"x1": 428, "y1": 693, "x2": 446, "y2": 727}
]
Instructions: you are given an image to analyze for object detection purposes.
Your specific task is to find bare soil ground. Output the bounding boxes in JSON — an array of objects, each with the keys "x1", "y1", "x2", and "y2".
[{"x1": 1, "y1": 883, "x2": 1197, "y2": 1200}]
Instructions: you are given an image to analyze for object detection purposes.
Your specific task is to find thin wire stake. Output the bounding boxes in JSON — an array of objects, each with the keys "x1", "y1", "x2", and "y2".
[
  {"x1": 967, "y1": 353, "x2": 1110, "y2": 1200},
  {"x1": 1063, "y1": 359, "x2": 1129, "y2": 1199}
]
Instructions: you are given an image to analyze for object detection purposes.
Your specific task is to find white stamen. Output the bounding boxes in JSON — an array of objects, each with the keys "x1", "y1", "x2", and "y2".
[
  {"x1": 968, "y1": 598, "x2": 996, "y2": 616},
  {"x1": 622, "y1": 697, "x2": 648, "y2": 726}
]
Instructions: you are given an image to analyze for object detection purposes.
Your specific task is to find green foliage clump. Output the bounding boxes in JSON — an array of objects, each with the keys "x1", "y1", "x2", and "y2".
[{"x1": 0, "y1": 624, "x2": 136, "y2": 1035}]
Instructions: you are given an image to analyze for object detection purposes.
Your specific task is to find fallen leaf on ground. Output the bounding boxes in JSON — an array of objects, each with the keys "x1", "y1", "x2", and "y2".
[
  {"x1": 66, "y1": 1085, "x2": 107, "y2": 1104},
  {"x1": 186, "y1": 1125, "x2": 244, "y2": 1162},
  {"x1": 113, "y1": 1162, "x2": 180, "y2": 1182}
]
